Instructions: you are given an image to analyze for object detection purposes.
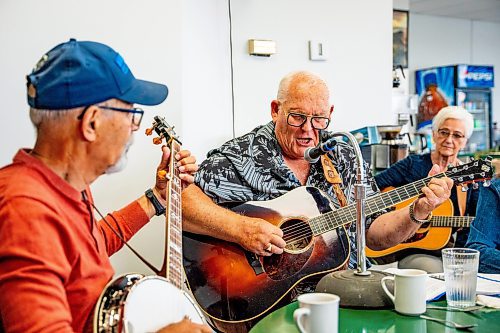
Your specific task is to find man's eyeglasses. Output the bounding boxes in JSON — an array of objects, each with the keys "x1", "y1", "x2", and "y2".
[
  {"x1": 437, "y1": 129, "x2": 466, "y2": 140},
  {"x1": 77, "y1": 105, "x2": 145, "y2": 128},
  {"x1": 284, "y1": 111, "x2": 330, "y2": 130},
  {"x1": 97, "y1": 105, "x2": 144, "y2": 128}
]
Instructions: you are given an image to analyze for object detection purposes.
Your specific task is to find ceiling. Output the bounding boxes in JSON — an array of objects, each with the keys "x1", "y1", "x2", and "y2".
[{"x1": 409, "y1": 0, "x2": 500, "y2": 23}]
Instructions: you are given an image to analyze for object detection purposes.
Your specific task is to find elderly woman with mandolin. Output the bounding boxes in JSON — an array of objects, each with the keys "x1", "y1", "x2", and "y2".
[{"x1": 375, "y1": 106, "x2": 479, "y2": 273}]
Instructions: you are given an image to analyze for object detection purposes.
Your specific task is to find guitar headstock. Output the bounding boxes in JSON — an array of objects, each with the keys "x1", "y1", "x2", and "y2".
[
  {"x1": 446, "y1": 156, "x2": 493, "y2": 187},
  {"x1": 145, "y1": 115, "x2": 182, "y2": 146}
]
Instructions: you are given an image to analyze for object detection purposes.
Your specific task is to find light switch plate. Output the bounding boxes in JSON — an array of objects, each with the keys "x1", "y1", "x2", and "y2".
[{"x1": 309, "y1": 40, "x2": 327, "y2": 61}]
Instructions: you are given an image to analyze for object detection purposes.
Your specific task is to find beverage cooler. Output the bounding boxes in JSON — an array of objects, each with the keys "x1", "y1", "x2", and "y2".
[{"x1": 415, "y1": 65, "x2": 494, "y2": 152}]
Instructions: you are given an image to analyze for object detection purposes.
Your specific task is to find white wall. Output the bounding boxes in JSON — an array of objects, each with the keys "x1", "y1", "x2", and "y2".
[
  {"x1": 181, "y1": 0, "x2": 234, "y2": 161},
  {"x1": 409, "y1": 14, "x2": 500, "y2": 130},
  {"x1": 0, "y1": 0, "x2": 394, "y2": 276},
  {"x1": 228, "y1": 0, "x2": 393, "y2": 136}
]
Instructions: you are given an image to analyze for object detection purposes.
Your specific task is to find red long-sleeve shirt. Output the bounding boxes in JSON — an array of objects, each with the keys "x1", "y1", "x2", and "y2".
[{"x1": 0, "y1": 149, "x2": 150, "y2": 332}]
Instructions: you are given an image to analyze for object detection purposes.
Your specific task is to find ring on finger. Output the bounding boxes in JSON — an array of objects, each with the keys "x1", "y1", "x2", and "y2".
[{"x1": 266, "y1": 243, "x2": 272, "y2": 252}]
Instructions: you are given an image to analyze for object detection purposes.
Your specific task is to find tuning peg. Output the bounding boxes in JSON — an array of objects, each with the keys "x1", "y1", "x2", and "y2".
[
  {"x1": 461, "y1": 184, "x2": 468, "y2": 192},
  {"x1": 145, "y1": 127, "x2": 154, "y2": 136},
  {"x1": 472, "y1": 182, "x2": 479, "y2": 190},
  {"x1": 483, "y1": 179, "x2": 491, "y2": 187},
  {"x1": 153, "y1": 137, "x2": 163, "y2": 145}
]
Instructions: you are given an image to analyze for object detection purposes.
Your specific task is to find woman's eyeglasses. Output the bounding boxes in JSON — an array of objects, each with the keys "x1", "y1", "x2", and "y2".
[{"x1": 437, "y1": 129, "x2": 465, "y2": 140}]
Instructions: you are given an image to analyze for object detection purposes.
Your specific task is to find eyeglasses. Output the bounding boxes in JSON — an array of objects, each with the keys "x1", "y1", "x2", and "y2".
[
  {"x1": 77, "y1": 105, "x2": 145, "y2": 128},
  {"x1": 437, "y1": 129, "x2": 466, "y2": 140},
  {"x1": 97, "y1": 105, "x2": 144, "y2": 128},
  {"x1": 284, "y1": 111, "x2": 330, "y2": 130}
]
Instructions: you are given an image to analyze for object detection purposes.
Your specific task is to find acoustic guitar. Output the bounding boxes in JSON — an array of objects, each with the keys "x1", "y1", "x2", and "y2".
[
  {"x1": 182, "y1": 158, "x2": 492, "y2": 332},
  {"x1": 365, "y1": 193, "x2": 475, "y2": 262},
  {"x1": 94, "y1": 116, "x2": 205, "y2": 333}
]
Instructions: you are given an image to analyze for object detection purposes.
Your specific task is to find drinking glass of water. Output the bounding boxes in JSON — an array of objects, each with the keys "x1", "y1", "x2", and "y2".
[{"x1": 442, "y1": 248, "x2": 480, "y2": 307}]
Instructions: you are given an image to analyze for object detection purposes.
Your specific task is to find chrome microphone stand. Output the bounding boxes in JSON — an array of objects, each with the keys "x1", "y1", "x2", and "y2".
[{"x1": 315, "y1": 131, "x2": 392, "y2": 308}]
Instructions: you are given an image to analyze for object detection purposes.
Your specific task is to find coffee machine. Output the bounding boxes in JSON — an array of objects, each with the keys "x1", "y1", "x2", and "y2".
[{"x1": 360, "y1": 125, "x2": 409, "y2": 171}]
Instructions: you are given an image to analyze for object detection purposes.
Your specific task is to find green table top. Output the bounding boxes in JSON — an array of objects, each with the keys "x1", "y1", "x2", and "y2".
[{"x1": 249, "y1": 301, "x2": 500, "y2": 333}]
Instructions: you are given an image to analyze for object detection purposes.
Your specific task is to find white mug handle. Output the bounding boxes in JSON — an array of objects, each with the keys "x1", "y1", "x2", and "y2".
[
  {"x1": 381, "y1": 276, "x2": 395, "y2": 303},
  {"x1": 293, "y1": 307, "x2": 310, "y2": 333}
]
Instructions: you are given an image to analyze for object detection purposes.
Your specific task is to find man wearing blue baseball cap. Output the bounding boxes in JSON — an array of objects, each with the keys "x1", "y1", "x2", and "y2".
[{"x1": 0, "y1": 39, "x2": 211, "y2": 333}]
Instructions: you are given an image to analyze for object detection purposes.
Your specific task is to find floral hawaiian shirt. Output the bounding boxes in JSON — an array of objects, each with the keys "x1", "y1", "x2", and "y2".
[{"x1": 195, "y1": 121, "x2": 385, "y2": 270}]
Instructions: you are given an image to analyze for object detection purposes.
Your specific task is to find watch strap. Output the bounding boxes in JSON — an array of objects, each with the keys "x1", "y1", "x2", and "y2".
[{"x1": 145, "y1": 188, "x2": 166, "y2": 216}]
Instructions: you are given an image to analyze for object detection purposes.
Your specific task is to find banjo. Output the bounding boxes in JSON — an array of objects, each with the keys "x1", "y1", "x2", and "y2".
[{"x1": 94, "y1": 116, "x2": 206, "y2": 333}]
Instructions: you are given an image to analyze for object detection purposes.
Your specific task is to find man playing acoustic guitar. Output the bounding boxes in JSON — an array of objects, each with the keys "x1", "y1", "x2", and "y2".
[
  {"x1": 182, "y1": 71, "x2": 453, "y2": 332},
  {"x1": 0, "y1": 39, "x2": 210, "y2": 333}
]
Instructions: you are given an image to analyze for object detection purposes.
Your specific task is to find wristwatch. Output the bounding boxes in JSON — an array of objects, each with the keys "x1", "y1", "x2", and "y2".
[
  {"x1": 145, "y1": 188, "x2": 166, "y2": 216},
  {"x1": 409, "y1": 200, "x2": 432, "y2": 225}
]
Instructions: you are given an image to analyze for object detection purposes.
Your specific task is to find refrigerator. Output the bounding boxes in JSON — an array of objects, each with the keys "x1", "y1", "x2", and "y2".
[{"x1": 415, "y1": 65, "x2": 494, "y2": 152}]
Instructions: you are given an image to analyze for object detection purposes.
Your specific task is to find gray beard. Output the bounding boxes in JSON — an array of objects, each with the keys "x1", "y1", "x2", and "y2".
[{"x1": 105, "y1": 135, "x2": 134, "y2": 174}]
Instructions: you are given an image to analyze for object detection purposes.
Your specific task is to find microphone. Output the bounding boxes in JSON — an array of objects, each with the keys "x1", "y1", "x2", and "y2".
[{"x1": 304, "y1": 138, "x2": 338, "y2": 163}]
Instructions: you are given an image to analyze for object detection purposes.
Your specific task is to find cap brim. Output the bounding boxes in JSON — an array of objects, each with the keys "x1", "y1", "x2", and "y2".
[{"x1": 120, "y1": 79, "x2": 169, "y2": 106}]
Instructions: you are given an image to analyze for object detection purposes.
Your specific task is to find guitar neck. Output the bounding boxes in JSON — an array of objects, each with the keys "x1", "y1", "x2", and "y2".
[
  {"x1": 161, "y1": 139, "x2": 184, "y2": 289},
  {"x1": 430, "y1": 216, "x2": 474, "y2": 228},
  {"x1": 309, "y1": 173, "x2": 446, "y2": 235},
  {"x1": 309, "y1": 159, "x2": 491, "y2": 236}
]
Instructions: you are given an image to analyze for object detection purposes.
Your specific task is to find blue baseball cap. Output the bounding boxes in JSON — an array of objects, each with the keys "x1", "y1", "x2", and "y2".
[{"x1": 26, "y1": 38, "x2": 168, "y2": 110}]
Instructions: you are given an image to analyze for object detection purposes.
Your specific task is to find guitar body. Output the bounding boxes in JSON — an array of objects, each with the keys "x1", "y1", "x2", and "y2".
[
  {"x1": 366, "y1": 198, "x2": 454, "y2": 260},
  {"x1": 183, "y1": 186, "x2": 350, "y2": 331},
  {"x1": 94, "y1": 274, "x2": 205, "y2": 333}
]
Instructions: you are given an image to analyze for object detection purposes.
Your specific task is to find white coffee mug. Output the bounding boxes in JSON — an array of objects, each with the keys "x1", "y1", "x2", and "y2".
[
  {"x1": 293, "y1": 293, "x2": 339, "y2": 333},
  {"x1": 381, "y1": 269, "x2": 427, "y2": 315}
]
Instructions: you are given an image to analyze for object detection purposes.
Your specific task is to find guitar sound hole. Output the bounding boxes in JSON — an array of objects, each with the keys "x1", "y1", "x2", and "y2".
[
  {"x1": 281, "y1": 219, "x2": 313, "y2": 253},
  {"x1": 263, "y1": 218, "x2": 313, "y2": 281}
]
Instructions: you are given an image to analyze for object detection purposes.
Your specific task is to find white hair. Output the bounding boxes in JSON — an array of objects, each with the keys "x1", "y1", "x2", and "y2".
[
  {"x1": 432, "y1": 106, "x2": 474, "y2": 138},
  {"x1": 29, "y1": 101, "x2": 115, "y2": 132},
  {"x1": 29, "y1": 108, "x2": 80, "y2": 131}
]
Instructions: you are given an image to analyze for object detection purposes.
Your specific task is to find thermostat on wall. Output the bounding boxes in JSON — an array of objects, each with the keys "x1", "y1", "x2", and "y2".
[{"x1": 248, "y1": 39, "x2": 276, "y2": 57}]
